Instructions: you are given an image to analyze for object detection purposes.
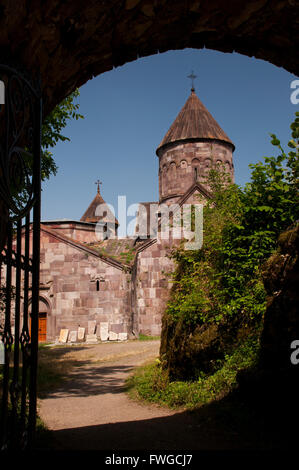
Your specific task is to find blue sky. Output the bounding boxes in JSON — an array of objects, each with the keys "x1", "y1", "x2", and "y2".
[{"x1": 41, "y1": 48, "x2": 298, "y2": 222}]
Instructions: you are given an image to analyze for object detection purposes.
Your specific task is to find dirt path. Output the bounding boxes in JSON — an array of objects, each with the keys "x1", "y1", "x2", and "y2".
[{"x1": 37, "y1": 340, "x2": 256, "y2": 451}]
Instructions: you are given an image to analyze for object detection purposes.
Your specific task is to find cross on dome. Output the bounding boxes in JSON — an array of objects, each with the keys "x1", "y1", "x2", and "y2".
[
  {"x1": 95, "y1": 179, "x2": 102, "y2": 194},
  {"x1": 187, "y1": 70, "x2": 197, "y2": 92}
]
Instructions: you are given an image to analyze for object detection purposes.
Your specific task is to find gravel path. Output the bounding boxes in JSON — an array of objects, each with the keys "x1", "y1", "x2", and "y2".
[{"x1": 37, "y1": 340, "x2": 253, "y2": 451}]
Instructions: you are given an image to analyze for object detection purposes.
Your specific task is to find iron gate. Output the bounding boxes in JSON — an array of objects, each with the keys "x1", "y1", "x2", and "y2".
[{"x1": 0, "y1": 64, "x2": 41, "y2": 449}]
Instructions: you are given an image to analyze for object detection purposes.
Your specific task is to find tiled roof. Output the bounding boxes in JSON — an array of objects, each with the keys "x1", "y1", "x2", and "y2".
[
  {"x1": 80, "y1": 191, "x2": 119, "y2": 226},
  {"x1": 87, "y1": 238, "x2": 142, "y2": 266},
  {"x1": 156, "y1": 90, "x2": 234, "y2": 154}
]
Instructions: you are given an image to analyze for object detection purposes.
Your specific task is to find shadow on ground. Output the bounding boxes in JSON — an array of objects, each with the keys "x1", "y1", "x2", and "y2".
[
  {"x1": 44, "y1": 363, "x2": 135, "y2": 397},
  {"x1": 37, "y1": 342, "x2": 159, "y2": 398},
  {"x1": 35, "y1": 390, "x2": 292, "y2": 451}
]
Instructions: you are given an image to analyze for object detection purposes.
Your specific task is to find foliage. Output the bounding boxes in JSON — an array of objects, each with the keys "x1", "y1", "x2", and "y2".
[
  {"x1": 166, "y1": 112, "x2": 299, "y2": 331},
  {"x1": 9, "y1": 89, "x2": 83, "y2": 209},
  {"x1": 119, "y1": 248, "x2": 135, "y2": 265},
  {"x1": 138, "y1": 333, "x2": 160, "y2": 341},
  {"x1": 126, "y1": 333, "x2": 260, "y2": 409}
]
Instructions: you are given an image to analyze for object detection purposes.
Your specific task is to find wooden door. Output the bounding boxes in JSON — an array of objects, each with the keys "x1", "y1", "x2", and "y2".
[
  {"x1": 38, "y1": 312, "x2": 47, "y2": 342},
  {"x1": 30, "y1": 312, "x2": 47, "y2": 342}
]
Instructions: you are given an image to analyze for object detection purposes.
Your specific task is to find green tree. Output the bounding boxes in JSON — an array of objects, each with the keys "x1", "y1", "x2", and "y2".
[
  {"x1": 12, "y1": 89, "x2": 84, "y2": 212},
  {"x1": 167, "y1": 112, "x2": 299, "y2": 331},
  {"x1": 1, "y1": 90, "x2": 84, "y2": 328}
]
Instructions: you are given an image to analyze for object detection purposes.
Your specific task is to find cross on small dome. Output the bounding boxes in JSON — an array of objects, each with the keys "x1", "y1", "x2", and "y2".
[{"x1": 95, "y1": 179, "x2": 102, "y2": 194}]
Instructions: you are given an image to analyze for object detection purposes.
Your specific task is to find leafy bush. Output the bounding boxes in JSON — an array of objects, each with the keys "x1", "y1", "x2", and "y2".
[
  {"x1": 167, "y1": 112, "x2": 299, "y2": 332},
  {"x1": 127, "y1": 333, "x2": 260, "y2": 409}
]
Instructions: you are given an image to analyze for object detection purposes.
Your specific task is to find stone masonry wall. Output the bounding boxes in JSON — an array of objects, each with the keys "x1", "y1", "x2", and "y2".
[
  {"x1": 40, "y1": 231, "x2": 131, "y2": 340},
  {"x1": 159, "y1": 140, "x2": 234, "y2": 203},
  {"x1": 42, "y1": 222, "x2": 98, "y2": 244},
  {"x1": 0, "y1": 1, "x2": 296, "y2": 118},
  {"x1": 134, "y1": 187, "x2": 210, "y2": 336},
  {"x1": 135, "y1": 239, "x2": 175, "y2": 336}
]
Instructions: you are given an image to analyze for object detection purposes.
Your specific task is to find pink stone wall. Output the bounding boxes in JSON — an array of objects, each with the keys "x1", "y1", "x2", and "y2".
[
  {"x1": 39, "y1": 231, "x2": 132, "y2": 340},
  {"x1": 42, "y1": 222, "x2": 98, "y2": 244},
  {"x1": 133, "y1": 191, "x2": 210, "y2": 336},
  {"x1": 159, "y1": 140, "x2": 234, "y2": 203},
  {"x1": 135, "y1": 239, "x2": 176, "y2": 336}
]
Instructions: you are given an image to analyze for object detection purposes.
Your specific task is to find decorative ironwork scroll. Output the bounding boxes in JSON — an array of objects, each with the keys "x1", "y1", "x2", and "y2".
[{"x1": 0, "y1": 64, "x2": 41, "y2": 450}]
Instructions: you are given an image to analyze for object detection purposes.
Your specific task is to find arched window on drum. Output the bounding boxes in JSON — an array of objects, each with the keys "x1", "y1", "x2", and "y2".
[
  {"x1": 191, "y1": 158, "x2": 200, "y2": 181},
  {"x1": 180, "y1": 160, "x2": 187, "y2": 171},
  {"x1": 225, "y1": 161, "x2": 231, "y2": 174},
  {"x1": 169, "y1": 162, "x2": 176, "y2": 186},
  {"x1": 203, "y1": 158, "x2": 211, "y2": 177},
  {"x1": 161, "y1": 164, "x2": 167, "y2": 195}
]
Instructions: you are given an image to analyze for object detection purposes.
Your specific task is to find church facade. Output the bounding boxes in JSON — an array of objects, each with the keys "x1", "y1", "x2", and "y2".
[{"x1": 35, "y1": 88, "x2": 235, "y2": 342}]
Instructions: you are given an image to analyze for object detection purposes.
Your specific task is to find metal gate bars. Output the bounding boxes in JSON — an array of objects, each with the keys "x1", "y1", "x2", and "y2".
[{"x1": 0, "y1": 64, "x2": 41, "y2": 449}]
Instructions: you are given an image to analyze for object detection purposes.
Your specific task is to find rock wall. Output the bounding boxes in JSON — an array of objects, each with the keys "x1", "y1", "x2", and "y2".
[
  {"x1": 236, "y1": 223, "x2": 299, "y2": 445},
  {"x1": 160, "y1": 319, "x2": 223, "y2": 380},
  {"x1": 259, "y1": 222, "x2": 299, "y2": 374}
]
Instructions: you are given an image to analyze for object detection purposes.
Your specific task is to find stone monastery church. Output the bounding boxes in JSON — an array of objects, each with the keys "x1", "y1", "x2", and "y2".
[{"x1": 36, "y1": 87, "x2": 235, "y2": 342}]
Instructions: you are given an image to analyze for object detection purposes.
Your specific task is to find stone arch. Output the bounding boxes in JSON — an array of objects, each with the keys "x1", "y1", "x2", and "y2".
[
  {"x1": 192, "y1": 158, "x2": 200, "y2": 181},
  {"x1": 0, "y1": 2, "x2": 296, "y2": 115},
  {"x1": 169, "y1": 162, "x2": 177, "y2": 189},
  {"x1": 180, "y1": 160, "x2": 187, "y2": 170},
  {"x1": 225, "y1": 160, "x2": 231, "y2": 171},
  {"x1": 203, "y1": 157, "x2": 212, "y2": 176},
  {"x1": 28, "y1": 295, "x2": 51, "y2": 313},
  {"x1": 160, "y1": 164, "x2": 168, "y2": 197},
  {"x1": 169, "y1": 161, "x2": 176, "y2": 173}
]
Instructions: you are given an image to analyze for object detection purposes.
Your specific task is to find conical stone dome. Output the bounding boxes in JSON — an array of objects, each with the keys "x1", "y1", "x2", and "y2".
[
  {"x1": 157, "y1": 90, "x2": 234, "y2": 155},
  {"x1": 157, "y1": 89, "x2": 235, "y2": 204}
]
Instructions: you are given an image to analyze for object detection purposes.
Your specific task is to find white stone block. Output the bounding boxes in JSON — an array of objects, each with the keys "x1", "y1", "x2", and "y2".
[
  {"x1": 118, "y1": 333, "x2": 128, "y2": 341},
  {"x1": 68, "y1": 331, "x2": 77, "y2": 343},
  {"x1": 86, "y1": 334, "x2": 98, "y2": 343},
  {"x1": 109, "y1": 331, "x2": 118, "y2": 341},
  {"x1": 100, "y1": 322, "x2": 109, "y2": 341},
  {"x1": 88, "y1": 320, "x2": 97, "y2": 334},
  {"x1": 77, "y1": 327, "x2": 85, "y2": 341},
  {"x1": 59, "y1": 329, "x2": 69, "y2": 343}
]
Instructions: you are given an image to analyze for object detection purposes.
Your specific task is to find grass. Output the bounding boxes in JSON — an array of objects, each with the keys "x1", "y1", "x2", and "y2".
[
  {"x1": 138, "y1": 333, "x2": 161, "y2": 341},
  {"x1": 37, "y1": 343, "x2": 82, "y2": 397},
  {"x1": 0, "y1": 344, "x2": 70, "y2": 394},
  {"x1": 126, "y1": 334, "x2": 260, "y2": 409}
]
